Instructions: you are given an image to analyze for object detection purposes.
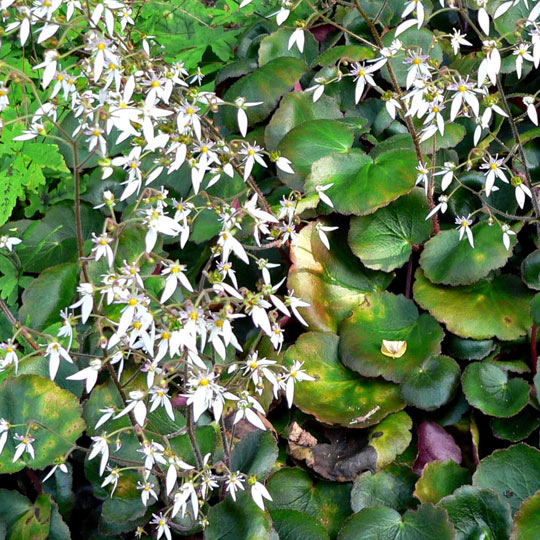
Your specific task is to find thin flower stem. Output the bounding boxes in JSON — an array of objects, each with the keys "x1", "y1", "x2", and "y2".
[
  {"x1": 496, "y1": 77, "x2": 540, "y2": 239},
  {"x1": 0, "y1": 298, "x2": 40, "y2": 351}
]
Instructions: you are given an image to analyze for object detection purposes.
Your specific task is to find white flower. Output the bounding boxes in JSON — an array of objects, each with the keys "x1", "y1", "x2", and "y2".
[
  {"x1": 448, "y1": 77, "x2": 480, "y2": 120},
  {"x1": 455, "y1": 215, "x2": 474, "y2": 248},
  {"x1": 315, "y1": 183, "x2": 334, "y2": 207},
  {"x1": 114, "y1": 390, "x2": 147, "y2": 426},
  {"x1": 285, "y1": 361, "x2": 315, "y2": 407},
  {"x1": 250, "y1": 480, "x2": 273, "y2": 510},
  {"x1": 450, "y1": 29, "x2": 472, "y2": 54},
  {"x1": 513, "y1": 43, "x2": 534, "y2": 78},
  {"x1": 511, "y1": 175, "x2": 532, "y2": 209},
  {"x1": 305, "y1": 78, "x2": 326, "y2": 102},
  {"x1": 315, "y1": 222, "x2": 339, "y2": 250},
  {"x1": 66, "y1": 359, "x2": 102, "y2": 393},
  {"x1": 478, "y1": 40, "x2": 501, "y2": 87},
  {"x1": 232, "y1": 392, "x2": 267, "y2": 430},
  {"x1": 226, "y1": 471, "x2": 245, "y2": 501},
  {"x1": 70, "y1": 283, "x2": 94, "y2": 324},
  {"x1": 425, "y1": 195, "x2": 449, "y2": 220},
  {"x1": 101, "y1": 467, "x2": 121, "y2": 495},
  {"x1": 12, "y1": 434, "x2": 35, "y2": 463},
  {"x1": 239, "y1": 142, "x2": 267, "y2": 180},
  {"x1": 501, "y1": 224, "x2": 516, "y2": 250},
  {"x1": 350, "y1": 62, "x2": 378, "y2": 104},
  {"x1": 91, "y1": 233, "x2": 114, "y2": 268},
  {"x1": 524, "y1": 96, "x2": 538, "y2": 125},
  {"x1": 234, "y1": 97, "x2": 263, "y2": 137},
  {"x1": 43, "y1": 462, "x2": 68, "y2": 483},
  {"x1": 285, "y1": 291, "x2": 310, "y2": 326},
  {"x1": 415, "y1": 163, "x2": 430, "y2": 195},
  {"x1": 435, "y1": 162, "x2": 456, "y2": 192},
  {"x1": 138, "y1": 440, "x2": 167, "y2": 474},
  {"x1": 1, "y1": 340, "x2": 18, "y2": 373},
  {"x1": 275, "y1": 156, "x2": 294, "y2": 174},
  {"x1": 95, "y1": 407, "x2": 115, "y2": 430},
  {"x1": 171, "y1": 481, "x2": 199, "y2": 519},
  {"x1": 480, "y1": 154, "x2": 509, "y2": 196},
  {"x1": 160, "y1": 261, "x2": 193, "y2": 303},
  {"x1": 477, "y1": 1, "x2": 490, "y2": 35},
  {"x1": 89, "y1": 435, "x2": 110, "y2": 476},
  {"x1": 166, "y1": 455, "x2": 194, "y2": 495},
  {"x1": 45, "y1": 342, "x2": 73, "y2": 381},
  {"x1": 0, "y1": 235, "x2": 21, "y2": 252},
  {"x1": 137, "y1": 481, "x2": 158, "y2": 506},
  {"x1": 0, "y1": 419, "x2": 10, "y2": 455},
  {"x1": 288, "y1": 27, "x2": 305, "y2": 53},
  {"x1": 151, "y1": 514, "x2": 171, "y2": 540}
]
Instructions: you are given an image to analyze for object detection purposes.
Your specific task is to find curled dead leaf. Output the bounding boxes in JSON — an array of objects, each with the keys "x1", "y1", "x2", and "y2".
[{"x1": 381, "y1": 339, "x2": 407, "y2": 359}]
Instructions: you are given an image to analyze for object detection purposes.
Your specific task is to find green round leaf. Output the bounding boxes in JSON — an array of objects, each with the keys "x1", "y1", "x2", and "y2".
[
  {"x1": 444, "y1": 335, "x2": 496, "y2": 361},
  {"x1": 19, "y1": 263, "x2": 78, "y2": 330},
  {"x1": 258, "y1": 28, "x2": 318, "y2": 66},
  {"x1": 305, "y1": 148, "x2": 417, "y2": 216},
  {"x1": 438, "y1": 485, "x2": 512, "y2": 540},
  {"x1": 230, "y1": 430, "x2": 278, "y2": 480},
  {"x1": 473, "y1": 444, "x2": 540, "y2": 514},
  {"x1": 523, "y1": 250, "x2": 540, "y2": 290},
  {"x1": 277, "y1": 120, "x2": 354, "y2": 188},
  {"x1": 530, "y1": 293, "x2": 540, "y2": 326},
  {"x1": 221, "y1": 57, "x2": 307, "y2": 132},
  {"x1": 266, "y1": 467, "x2": 352, "y2": 539},
  {"x1": 369, "y1": 412, "x2": 413, "y2": 468},
  {"x1": 348, "y1": 189, "x2": 433, "y2": 272},
  {"x1": 414, "y1": 269, "x2": 533, "y2": 340},
  {"x1": 206, "y1": 492, "x2": 272, "y2": 540},
  {"x1": 338, "y1": 292, "x2": 444, "y2": 383},
  {"x1": 414, "y1": 460, "x2": 471, "y2": 504},
  {"x1": 287, "y1": 222, "x2": 392, "y2": 332},
  {"x1": 351, "y1": 464, "x2": 417, "y2": 513},
  {"x1": 337, "y1": 504, "x2": 455, "y2": 540},
  {"x1": 420, "y1": 221, "x2": 516, "y2": 286},
  {"x1": 401, "y1": 356, "x2": 461, "y2": 411},
  {"x1": 270, "y1": 509, "x2": 329, "y2": 540},
  {"x1": 265, "y1": 93, "x2": 342, "y2": 151},
  {"x1": 315, "y1": 45, "x2": 376, "y2": 66},
  {"x1": 462, "y1": 362, "x2": 529, "y2": 417},
  {"x1": 491, "y1": 407, "x2": 540, "y2": 442},
  {"x1": 283, "y1": 332, "x2": 404, "y2": 427},
  {"x1": 419, "y1": 124, "x2": 466, "y2": 154},
  {"x1": 0, "y1": 375, "x2": 85, "y2": 473},
  {"x1": 511, "y1": 490, "x2": 540, "y2": 540}
]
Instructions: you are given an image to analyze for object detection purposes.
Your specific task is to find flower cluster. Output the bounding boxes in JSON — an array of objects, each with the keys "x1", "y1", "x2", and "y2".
[{"x1": 0, "y1": 0, "x2": 324, "y2": 533}]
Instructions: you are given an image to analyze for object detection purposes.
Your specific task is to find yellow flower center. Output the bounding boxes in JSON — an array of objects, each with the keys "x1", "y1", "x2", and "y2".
[
  {"x1": 249, "y1": 361, "x2": 257, "y2": 369},
  {"x1": 162, "y1": 332, "x2": 170, "y2": 340},
  {"x1": 458, "y1": 85, "x2": 466, "y2": 93},
  {"x1": 99, "y1": 239, "x2": 108, "y2": 245},
  {"x1": 247, "y1": 149, "x2": 255, "y2": 156},
  {"x1": 56, "y1": 74, "x2": 64, "y2": 81},
  {"x1": 186, "y1": 107, "x2": 194, "y2": 115},
  {"x1": 490, "y1": 163, "x2": 498, "y2": 170},
  {"x1": 200, "y1": 378, "x2": 209, "y2": 386},
  {"x1": 151, "y1": 80, "x2": 160, "y2": 87},
  {"x1": 461, "y1": 221, "x2": 468, "y2": 228},
  {"x1": 128, "y1": 298, "x2": 138, "y2": 306},
  {"x1": 92, "y1": 129, "x2": 101, "y2": 137},
  {"x1": 97, "y1": 43, "x2": 106, "y2": 51},
  {"x1": 412, "y1": 57, "x2": 421, "y2": 65}
]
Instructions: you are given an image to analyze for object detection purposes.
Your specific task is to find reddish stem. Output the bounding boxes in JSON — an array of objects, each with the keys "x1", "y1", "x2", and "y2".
[{"x1": 531, "y1": 325, "x2": 537, "y2": 375}]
